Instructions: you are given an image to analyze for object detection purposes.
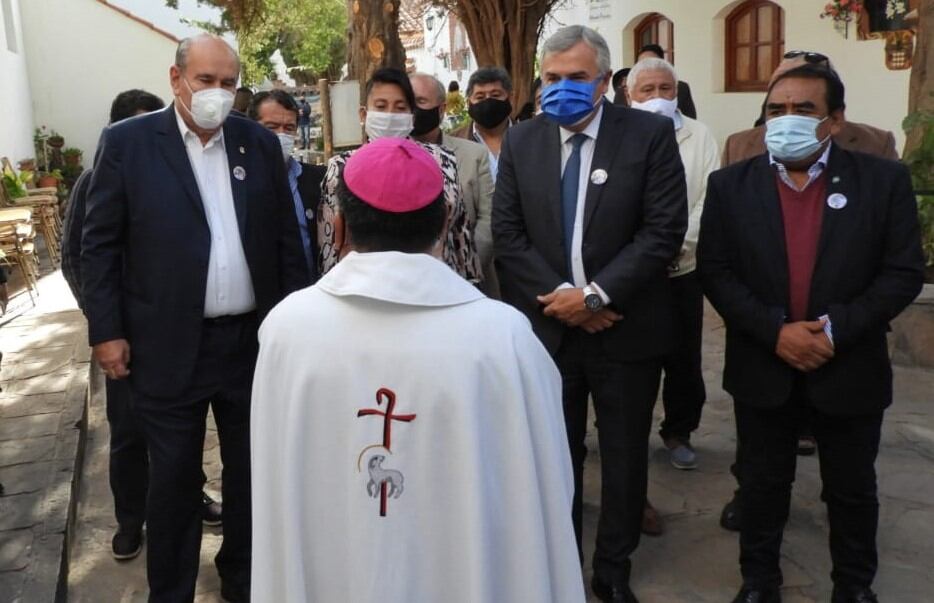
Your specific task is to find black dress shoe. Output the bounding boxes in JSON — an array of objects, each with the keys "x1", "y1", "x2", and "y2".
[
  {"x1": 731, "y1": 586, "x2": 781, "y2": 603},
  {"x1": 591, "y1": 576, "x2": 639, "y2": 603},
  {"x1": 203, "y1": 491, "x2": 223, "y2": 526},
  {"x1": 831, "y1": 586, "x2": 879, "y2": 603},
  {"x1": 111, "y1": 527, "x2": 143, "y2": 560},
  {"x1": 720, "y1": 491, "x2": 741, "y2": 532}
]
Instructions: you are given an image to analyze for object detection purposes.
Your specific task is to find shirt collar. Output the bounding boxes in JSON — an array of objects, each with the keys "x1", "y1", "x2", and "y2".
[
  {"x1": 559, "y1": 103, "x2": 604, "y2": 145},
  {"x1": 174, "y1": 105, "x2": 224, "y2": 148},
  {"x1": 287, "y1": 156, "x2": 302, "y2": 178}
]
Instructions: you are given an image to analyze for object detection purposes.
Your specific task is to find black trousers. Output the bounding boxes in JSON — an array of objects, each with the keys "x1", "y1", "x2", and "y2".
[
  {"x1": 659, "y1": 271, "x2": 706, "y2": 442},
  {"x1": 105, "y1": 376, "x2": 148, "y2": 532},
  {"x1": 735, "y1": 380, "x2": 883, "y2": 591},
  {"x1": 132, "y1": 314, "x2": 257, "y2": 603},
  {"x1": 557, "y1": 329, "x2": 662, "y2": 583}
]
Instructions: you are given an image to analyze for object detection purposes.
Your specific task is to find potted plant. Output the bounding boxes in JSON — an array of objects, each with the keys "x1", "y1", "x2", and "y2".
[
  {"x1": 1, "y1": 164, "x2": 33, "y2": 200},
  {"x1": 63, "y1": 147, "x2": 83, "y2": 168},
  {"x1": 17, "y1": 158, "x2": 36, "y2": 172},
  {"x1": 36, "y1": 169, "x2": 63, "y2": 189},
  {"x1": 820, "y1": 0, "x2": 863, "y2": 38},
  {"x1": 47, "y1": 130, "x2": 65, "y2": 149}
]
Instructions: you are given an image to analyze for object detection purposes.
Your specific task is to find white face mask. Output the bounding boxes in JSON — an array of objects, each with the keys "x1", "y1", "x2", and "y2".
[
  {"x1": 181, "y1": 78, "x2": 234, "y2": 130},
  {"x1": 364, "y1": 111, "x2": 413, "y2": 140},
  {"x1": 630, "y1": 97, "x2": 679, "y2": 123},
  {"x1": 277, "y1": 132, "x2": 295, "y2": 162}
]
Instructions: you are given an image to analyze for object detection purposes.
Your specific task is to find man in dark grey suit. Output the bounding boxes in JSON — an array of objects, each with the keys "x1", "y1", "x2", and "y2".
[
  {"x1": 493, "y1": 25, "x2": 687, "y2": 603},
  {"x1": 82, "y1": 35, "x2": 309, "y2": 602}
]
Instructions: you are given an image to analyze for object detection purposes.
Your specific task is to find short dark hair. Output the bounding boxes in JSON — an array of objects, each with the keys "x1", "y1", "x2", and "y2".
[
  {"x1": 365, "y1": 67, "x2": 416, "y2": 111},
  {"x1": 448, "y1": 80, "x2": 460, "y2": 93},
  {"x1": 768, "y1": 64, "x2": 846, "y2": 114},
  {"x1": 638, "y1": 44, "x2": 665, "y2": 59},
  {"x1": 337, "y1": 171, "x2": 446, "y2": 253},
  {"x1": 466, "y1": 67, "x2": 512, "y2": 97},
  {"x1": 110, "y1": 89, "x2": 165, "y2": 123},
  {"x1": 247, "y1": 89, "x2": 300, "y2": 121},
  {"x1": 611, "y1": 68, "x2": 630, "y2": 91}
]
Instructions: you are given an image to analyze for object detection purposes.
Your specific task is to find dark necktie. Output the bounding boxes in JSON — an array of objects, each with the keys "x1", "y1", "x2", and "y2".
[{"x1": 561, "y1": 133, "x2": 587, "y2": 276}]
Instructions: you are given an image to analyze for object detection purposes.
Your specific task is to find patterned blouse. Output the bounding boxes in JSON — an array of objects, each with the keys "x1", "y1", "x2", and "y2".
[{"x1": 316, "y1": 140, "x2": 482, "y2": 283}]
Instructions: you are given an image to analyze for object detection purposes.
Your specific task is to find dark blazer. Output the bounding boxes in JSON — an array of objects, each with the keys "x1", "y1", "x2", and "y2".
[
  {"x1": 81, "y1": 106, "x2": 310, "y2": 399},
  {"x1": 697, "y1": 146, "x2": 924, "y2": 415},
  {"x1": 60, "y1": 167, "x2": 94, "y2": 310},
  {"x1": 492, "y1": 100, "x2": 688, "y2": 360}
]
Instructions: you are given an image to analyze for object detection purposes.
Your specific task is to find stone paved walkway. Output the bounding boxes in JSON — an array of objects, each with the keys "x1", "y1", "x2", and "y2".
[
  {"x1": 0, "y1": 269, "x2": 89, "y2": 603},
  {"x1": 65, "y1": 306, "x2": 934, "y2": 602}
]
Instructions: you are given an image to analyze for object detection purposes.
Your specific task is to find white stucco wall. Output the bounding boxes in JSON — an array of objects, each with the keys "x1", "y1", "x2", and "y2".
[
  {"x1": 545, "y1": 0, "x2": 911, "y2": 155},
  {"x1": 412, "y1": 11, "x2": 474, "y2": 92},
  {"x1": 19, "y1": 0, "x2": 179, "y2": 162},
  {"x1": 0, "y1": 0, "x2": 36, "y2": 164}
]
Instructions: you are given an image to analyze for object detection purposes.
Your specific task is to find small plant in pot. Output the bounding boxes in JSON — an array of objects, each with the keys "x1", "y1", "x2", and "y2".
[
  {"x1": 17, "y1": 158, "x2": 36, "y2": 172},
  {"x1": 47, "y1": 131, "x2": 65, "y2": 149},
  {"x1": 37, "y1": 169, "x2": 63, "y2": 189},
  {"x1": 63, "y1": 147, "x2": 83, "y2": 168},
  {"x1": 1, "y1": 165, "x2": 33, "y2": 200}
]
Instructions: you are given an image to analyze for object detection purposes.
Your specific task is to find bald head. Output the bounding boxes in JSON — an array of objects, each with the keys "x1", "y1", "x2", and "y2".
[
  {"x1": 770, "y1": 53, "x2": 836, "y2": 86},
  {"x1": 410, "y1": 73, "x2": 446, "y2": 105},
  {"x1": 175, "y1": 34, "x2": 240, "y2": 73}
]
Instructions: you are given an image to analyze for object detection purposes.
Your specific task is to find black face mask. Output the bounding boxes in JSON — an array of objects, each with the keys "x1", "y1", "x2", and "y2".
[
  {"x1": 411, "y1": 105, "x2": 442, "y2": 137},
  {"x1": 468, "y1": 98, "x2": 512, "y2": 129}
]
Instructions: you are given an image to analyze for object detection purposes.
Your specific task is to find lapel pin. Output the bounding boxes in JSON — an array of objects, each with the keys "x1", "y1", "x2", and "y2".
[
  {"x1": 590, "y1": 169, "x2": 608, "y2": 185},
  {"x1": 827, "y1": 192, "x2": 847, "y2": 209},
  {"x1": 305, "y1": 208, "x2": 315, "y2": 221},
  {"x1": 239, "y1": 146, "x2": 246, "y2": 154},
  {"x1": 233, "y1": 166, "x2": 246, "y2": 181},
  {"x1": 832, "y1": 175, "x2": 841, "y2": 184}
]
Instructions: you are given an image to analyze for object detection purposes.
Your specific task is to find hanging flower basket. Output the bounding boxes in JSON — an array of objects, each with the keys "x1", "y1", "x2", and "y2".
[{"x1": 820, "y1": 0, "x2": 863, "y2": 38}]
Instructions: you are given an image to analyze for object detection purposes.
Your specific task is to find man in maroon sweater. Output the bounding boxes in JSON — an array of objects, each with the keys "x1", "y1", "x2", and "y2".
[{"x1": 698, "y1": 65, "x2": 924, "y2": 603}]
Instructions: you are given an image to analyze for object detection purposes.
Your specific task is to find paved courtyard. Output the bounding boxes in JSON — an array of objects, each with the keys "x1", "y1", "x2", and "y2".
[{"x1": 63, "y1": 304, "x2": 934, "y2": 602}]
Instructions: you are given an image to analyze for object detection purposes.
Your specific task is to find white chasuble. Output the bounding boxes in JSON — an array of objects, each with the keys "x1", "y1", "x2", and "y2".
[{"x1": 250, "y1": 251, "x2": 584, "y2": 603}]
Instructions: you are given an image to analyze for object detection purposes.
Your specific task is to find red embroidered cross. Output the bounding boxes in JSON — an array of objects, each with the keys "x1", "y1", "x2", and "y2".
[{"x1": 357, "y1": 388, "x2": 416, "y2": 516}]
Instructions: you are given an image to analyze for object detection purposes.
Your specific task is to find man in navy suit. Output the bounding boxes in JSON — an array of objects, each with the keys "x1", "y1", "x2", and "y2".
[{"x1": 81, "y1": 35, "x2": 309, "y2": 602}]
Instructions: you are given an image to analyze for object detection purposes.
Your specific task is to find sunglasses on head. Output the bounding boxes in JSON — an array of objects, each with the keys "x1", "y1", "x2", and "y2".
[{"x1": 784, "y1": 50, "x2": 829, "y2": 64}]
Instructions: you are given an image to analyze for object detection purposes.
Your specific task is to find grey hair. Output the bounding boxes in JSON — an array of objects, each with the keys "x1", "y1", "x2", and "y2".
[
  {"x1": 626, "y1": 57, "x2": 678, "y2": 92},
  {"x1": 412, "y1": 72, "x2": 446, "y2": 104},
  {"x1": 175, "y1": 34, "x2": 240, "y2": 71},
  {"x1": 540, "y1": 26, "x2": 612, "y2": 75}
]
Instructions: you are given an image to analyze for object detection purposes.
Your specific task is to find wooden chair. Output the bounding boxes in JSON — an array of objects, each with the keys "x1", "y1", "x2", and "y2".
[
  {"x1": 0, "y1": 207, "x2": 39, "y2": 304},
  {"x1": 1, "y1": 157, "x2": 61, "y2": 266}
]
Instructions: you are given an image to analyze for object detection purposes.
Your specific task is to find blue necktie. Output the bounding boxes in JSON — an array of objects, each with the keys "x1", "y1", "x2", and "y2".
[{"x1": 561, "y1": 133, "x2": 586, "y2": 276}]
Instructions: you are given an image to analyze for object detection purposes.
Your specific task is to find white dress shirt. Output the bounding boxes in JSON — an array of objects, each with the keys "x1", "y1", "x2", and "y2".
[
  {"x1": 558, "y1": 104, "x2": 611, "y2": 303},
  {"x1": 175, "y1": 108, "x2": 256, "y2": 317}
]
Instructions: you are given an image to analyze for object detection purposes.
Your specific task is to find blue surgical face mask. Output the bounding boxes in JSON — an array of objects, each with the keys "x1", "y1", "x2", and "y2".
[
  {"x1": 765, "y1": 114, "x2": 830, "y2": 162},
  {"x1": 540, "y1": 76, "x2": 603, "y2": 127}
]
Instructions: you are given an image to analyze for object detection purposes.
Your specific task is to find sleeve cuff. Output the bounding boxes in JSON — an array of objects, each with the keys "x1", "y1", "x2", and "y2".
[{"x1": 590, "y1": 281, "x2": 612, "y2": 305}]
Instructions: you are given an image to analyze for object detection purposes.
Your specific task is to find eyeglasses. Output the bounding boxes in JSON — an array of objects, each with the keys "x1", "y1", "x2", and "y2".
[{"x1": 783, "y1": 50, "x2": 829, "y2": 64}]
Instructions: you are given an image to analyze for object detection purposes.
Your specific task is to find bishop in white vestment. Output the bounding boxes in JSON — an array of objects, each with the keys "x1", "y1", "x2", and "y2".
[{"x1": 250, "y1": 138, "x2": 584, "y2": 603}]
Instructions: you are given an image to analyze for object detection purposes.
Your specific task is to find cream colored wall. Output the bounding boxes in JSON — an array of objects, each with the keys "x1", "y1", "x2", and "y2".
[
  {"x1": 19, "y1": 0, "x2": 177, "y2": 162},
  {"x1": 0, "y1": 0, "x2": 36, "y2": 164},
  {"x1": 545, "y1": 0, "x2": 911, "y2": 156}
]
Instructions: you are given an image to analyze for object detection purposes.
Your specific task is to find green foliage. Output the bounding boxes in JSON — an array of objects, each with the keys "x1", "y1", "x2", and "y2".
[
  {"x1": 1, "y1": 165, "x2": 33, "y2": 200},
  {"x1": 903, "y1": 108, "x2": 934, "y2": 274},
  {"x1": 165, "y1": 0, "x2": 346, "y2": 86}
]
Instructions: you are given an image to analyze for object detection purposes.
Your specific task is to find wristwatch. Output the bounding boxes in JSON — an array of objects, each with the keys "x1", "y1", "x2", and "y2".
[{"x1": 583, "y1": 285, "x2": 604, "y2": 312}]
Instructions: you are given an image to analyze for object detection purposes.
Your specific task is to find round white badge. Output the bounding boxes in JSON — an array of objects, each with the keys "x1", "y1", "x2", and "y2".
[
  {"x1": 590, "y1": 169, "x2": 608, "y2": 185},
  {"x1": 827, "y1": 193, "x2": 847, "y2": 210},
  {"x1": 233, "y1": 166, "x2": 246, "y2": 181}
]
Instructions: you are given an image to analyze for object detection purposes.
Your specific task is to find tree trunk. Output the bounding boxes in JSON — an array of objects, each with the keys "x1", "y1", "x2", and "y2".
[
  {"x1": 905, "y1": 0, "x2": 933, "y2": 157},
  {"x1": 449, "y1": 0, "x2": 557, "y2": 117},
  {"x1": 346, "y1": 0, "x2": 407, "y2": 98}
]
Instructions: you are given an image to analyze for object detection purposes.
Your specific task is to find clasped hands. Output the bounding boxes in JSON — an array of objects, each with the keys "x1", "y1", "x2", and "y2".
[
  {"x1": 536, "y1": 288, "x2": 622, "y2": 334},
  {"x1": 775, "y1": 319, "x2": 834, "y2": 372}
]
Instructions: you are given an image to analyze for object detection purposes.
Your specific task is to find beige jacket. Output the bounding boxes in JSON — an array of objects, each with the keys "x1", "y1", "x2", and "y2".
[
  {"x1": 440, "y1": 133, "x2": 499, "y2": 297},
  {"x1": 671, "y1": 113, "x2": 720, "y2": 277}
]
